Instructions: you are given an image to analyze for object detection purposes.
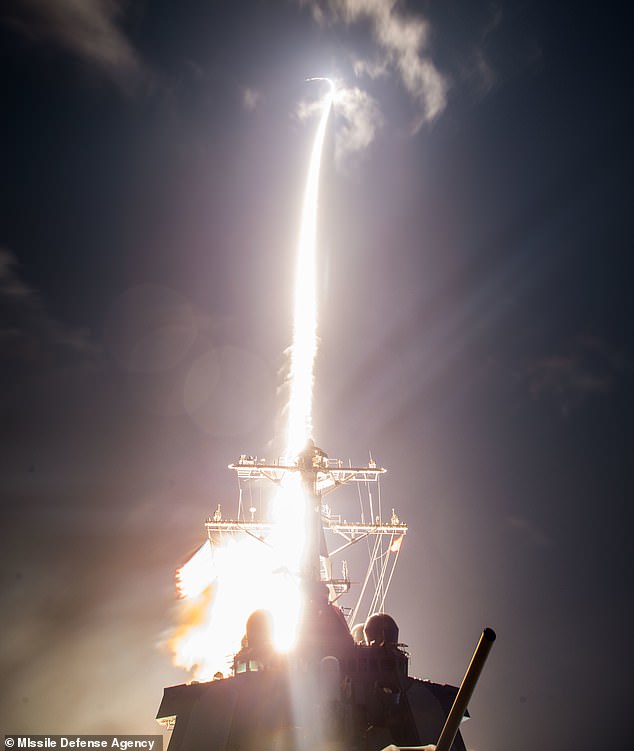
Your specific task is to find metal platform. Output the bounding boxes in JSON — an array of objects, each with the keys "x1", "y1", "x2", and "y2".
[
  {"x1": 204, "y1": 518, "x2": 407, "y2": 539},
  {"x1": 228, "y1": 456, "x2": 386, "y2": 487}
]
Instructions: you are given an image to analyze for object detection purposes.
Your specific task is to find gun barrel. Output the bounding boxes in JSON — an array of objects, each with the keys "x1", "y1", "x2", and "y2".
[{"x1": 435, "y1": 627, "x2": 496, "y2": 751}]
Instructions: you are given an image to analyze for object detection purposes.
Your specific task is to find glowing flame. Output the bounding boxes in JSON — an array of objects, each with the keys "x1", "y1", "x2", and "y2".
[
  {"x1": 170, "y1": 538, "x2": 303, "y2": 679},
  {"x1": 390, "y1": 535, "x2": 404, "y2": 553},
  {"x1": 175, "y1": 540, "x2": 215, "y2": 599},
  {"x1": 169, "y1": 80, "x2": 334, "y2": 679}
]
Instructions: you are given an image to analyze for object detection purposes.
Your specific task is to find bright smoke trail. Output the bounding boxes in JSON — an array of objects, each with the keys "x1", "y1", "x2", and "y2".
[
  {"x1": 169, "y1": 80, "x2": 335, "y2": 679},
  {"x1": 286, "y1": 77, "x2": 334, "y2": 456},
  {"x1": 269, "y1": 76, "x2": 334, "y2": 638}
]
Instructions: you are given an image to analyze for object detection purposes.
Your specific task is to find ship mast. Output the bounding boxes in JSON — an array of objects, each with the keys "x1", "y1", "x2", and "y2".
[{"x1": 204, "y1": 444, "x2": 408, "y2": 625}]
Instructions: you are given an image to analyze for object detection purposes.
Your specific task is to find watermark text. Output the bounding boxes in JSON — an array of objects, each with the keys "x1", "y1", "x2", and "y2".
[{"x1": 4, "y1": 737, "x2": 162, "y2": 751}]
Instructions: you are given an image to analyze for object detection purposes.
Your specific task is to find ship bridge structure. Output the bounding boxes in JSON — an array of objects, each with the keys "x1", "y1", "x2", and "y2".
[{"x1": 157, "y1": 446, "x2": 475, "y2": 751}]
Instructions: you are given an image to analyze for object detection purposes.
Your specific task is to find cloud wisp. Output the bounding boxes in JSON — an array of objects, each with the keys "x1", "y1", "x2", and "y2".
[
  {"x1": 333, "y1": 84, "x2": 384, "y2": 167},
  {"x1": 526, "y1": 334, "x2": 631, "y2": 417},
  {"x1": 2, "y1": 0, "x2": 144, "y2": 90},
  {"x1": 242, "y1": 86, "x2": 263, "y2": 112},
  {"x1": 305, "y1": 0, "x2": 448, "y2": 132},
  {"x1": 296, "y1": 81, "x2": 383, "y2": 168},
  {"x1": 0, "y1": 248, "x2": 97, "y2": 371}
]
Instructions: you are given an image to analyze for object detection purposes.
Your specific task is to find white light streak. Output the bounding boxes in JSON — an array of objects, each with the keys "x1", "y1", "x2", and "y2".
[
  {"x1": 286, "y1": 78, "x2": 334, "y2": 455},
  {"x1": 169, "y1": 79, "x2": 335, "y2": 677}
]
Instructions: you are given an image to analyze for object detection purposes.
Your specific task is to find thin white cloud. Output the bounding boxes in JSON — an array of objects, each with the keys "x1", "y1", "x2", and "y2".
[
  {"x1": 334, "y1": 85, "x2": 383, "y2": 166},
  {"x1": 0, "y1": 248, "x2": 42, "y2": 313},
  {"x1": 296, "y1": 94, "x2": 326, "y2": 123},
  {"x1": 2, "y1": 0, "x2": 143, "y2": 90},
  {"x1": 368, "y1": 1, "x2": 446, "y2": 126},
  {"x1": 455, "y1": 2, "x2": 503, "y2": 98},
  {"x1": 467, "y1": 47, "x2": 497, "y2": 97},
  {"x1": 352, "y1": 56, "x2": 389, "y2": 80},
  {"x1": 305, "y1": 0, "x2": 448, "y2": 131},
  {"x1": 295, "y1": 82, "x2": 382, "y2": 166},
  {"x1": 0, "y1": 248, "x2": 97, "y2": 372},
  {"x1": 0, "y1": 250, "x2": 34, "y2": 300},
  {"x1": 526, "y1": 334, "x2": 631, "y2": 416},
  {"x1": 242, "y1": 86, "x2": 263, "y2": 112}
]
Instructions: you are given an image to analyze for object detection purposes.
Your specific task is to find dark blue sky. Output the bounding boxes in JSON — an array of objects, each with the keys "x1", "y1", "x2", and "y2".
[{"x1": 1, "y1": 2, "x2": 632, "y2": 748}]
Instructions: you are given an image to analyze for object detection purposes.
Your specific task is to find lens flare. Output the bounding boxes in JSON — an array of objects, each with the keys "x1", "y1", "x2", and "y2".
[{"x1": 169, "y1": 79, "x2": 335, "y2": 679}]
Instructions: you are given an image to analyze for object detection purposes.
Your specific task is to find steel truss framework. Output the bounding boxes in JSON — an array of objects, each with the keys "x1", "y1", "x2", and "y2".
[{"x1": 202, "y1": 454, "x2": 408, "y2": 625}]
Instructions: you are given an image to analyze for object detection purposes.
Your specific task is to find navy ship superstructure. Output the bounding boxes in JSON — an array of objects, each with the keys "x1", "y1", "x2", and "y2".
[{"x1": 157, "y1": 443, "x2": 478, "y2": 751}]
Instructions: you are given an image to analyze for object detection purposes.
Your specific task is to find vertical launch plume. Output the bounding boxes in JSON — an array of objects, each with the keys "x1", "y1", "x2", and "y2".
[
  {"x1": 269, "y1": 76, "x2": 334, "y2": 642},
  {"x1": 169, "y1": 79, "x2": 335, "y2": 676},
  {"x1": 285, "y1": 78, "x2": 334, "y2": 456}
]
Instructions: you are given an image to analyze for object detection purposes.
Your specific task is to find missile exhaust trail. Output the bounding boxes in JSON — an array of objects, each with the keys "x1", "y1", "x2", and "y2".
[
  {"x1": 285, "y1": 77, "x2": 334, "y2": 456},
  {"x1": 168, "y1": 78, "x2": 336, "y2": 675}
]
